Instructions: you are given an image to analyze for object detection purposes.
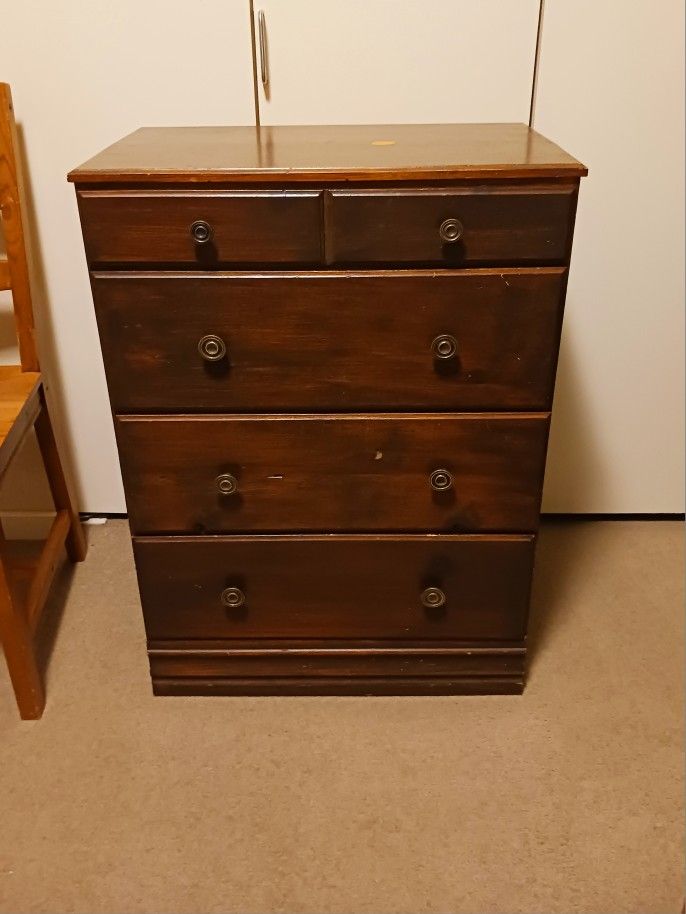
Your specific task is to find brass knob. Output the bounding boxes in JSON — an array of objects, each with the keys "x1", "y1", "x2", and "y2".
[
  {"x1": 439, "y1": 218, "x2": 464, "y2": 243},
  {"x1": 198, "y1": 334, "x2": 227, "y2": 362},
  {"x1": 431, "y1": 334, "x2": 458, "y2": 361},
  {"x1": 190, "y1": 219, "x2": 213, "y2": 244},
  {"x1": 421, "y1": 587, "x2": 446, "y2": 609},
  {"x1": 221, "y1": 586, "x2": 245, "y2": 609},
  {"x1": 216, "y1": 473, "x2": 238, "y2": 496},
  {"x1": 430, "y1": 468, "x2": 453, "y2": 492}
]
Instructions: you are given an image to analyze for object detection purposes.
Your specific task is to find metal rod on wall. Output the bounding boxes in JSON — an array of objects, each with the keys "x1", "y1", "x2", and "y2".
[
  {"x1": 529, "y1": 0, "x2": 546, "y2": 127},
  {"x1": 248, "y1": 0, "x2": 261, "y2": 127}
]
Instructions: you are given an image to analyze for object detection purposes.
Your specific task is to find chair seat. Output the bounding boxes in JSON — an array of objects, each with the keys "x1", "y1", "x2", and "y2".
[{"x1": 0, "y1": 366, "x2": 42, "y2": 478}]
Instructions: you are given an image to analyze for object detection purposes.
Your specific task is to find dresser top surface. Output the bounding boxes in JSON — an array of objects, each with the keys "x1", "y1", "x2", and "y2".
[{"x1": 68, "y1": 123, "x2": 587, "y2": 184}]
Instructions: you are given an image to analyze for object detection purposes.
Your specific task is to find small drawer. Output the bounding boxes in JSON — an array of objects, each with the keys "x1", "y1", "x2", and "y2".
[
  {"x1": 92, "y1": 268, "x2": 566, "y2": 412},
  {"x1": 325, "y1": 185, "x2": 576, "y2": 264},
  {"x1": 116, "y1": 412, "x2": 549, "y2": 534},
  {"x1": 77, "y1": 190, "x2": 322, "y2": 265},
  {"x1": 133, "y1": 534, "x2": 535, "y2": 641}
]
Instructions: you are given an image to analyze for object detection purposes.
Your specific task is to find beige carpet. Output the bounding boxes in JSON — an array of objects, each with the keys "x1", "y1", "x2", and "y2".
[{"x1": 0, "y1": 520, "x2": 682, "y2": 914}]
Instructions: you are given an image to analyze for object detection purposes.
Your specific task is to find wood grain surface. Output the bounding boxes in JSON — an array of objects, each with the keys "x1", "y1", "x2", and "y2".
[
  {"x1": 325, "y1": 185, "x2": 577, "y2": 264},
  {"x1": 77, "y1": 189, "x2": 322, "y2": 265},
  {"x1": 117, "y1": 413, "x2": 549, "y2": 534},
  {"x1": 68, "y1": 123, "x2": 587, "y2": 184},
  {"x1": 133, "y1": 533, "x2": 535, "y2": 641},
  {"x1": 92, "y1": 268, "x2": 567, "y2": 412}
]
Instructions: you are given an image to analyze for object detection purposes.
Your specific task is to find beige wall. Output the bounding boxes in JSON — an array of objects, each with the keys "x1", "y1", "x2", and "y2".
[
  {"x1": 1, "y1": 0, "x2": 684, "y2": 516},
  {"x1": 1, "y1": 0, "x2": 255, "y2": 514},
  {"x1": 535, "y1": 0, "x2": 685, "y2": 512},
  {"x1": 254, "y1": 0, "x2": 540, "y2": 125}
]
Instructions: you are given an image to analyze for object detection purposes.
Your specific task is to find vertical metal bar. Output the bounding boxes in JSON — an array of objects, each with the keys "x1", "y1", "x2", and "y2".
[
  {"x1": 529, "y1": 0, "x2": 546, "y2": 127},
  {"x1": 248, "y1": 0, "x2": 261, "y2": 127},
  {"x1": 258, "y1": 10, "x2": 268, "y2": 88}
]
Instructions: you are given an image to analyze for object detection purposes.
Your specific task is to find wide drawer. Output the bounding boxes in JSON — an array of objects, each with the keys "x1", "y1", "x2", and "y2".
[
  {"x1": 325, "y1": 185, "x2": 576, "y2": 264},
  {"x1": 133, "y1": 534, "x2": 535, "y2": 641},
  {"x1": 93, "y1": 269, "x2": 566, "y2": 412},
  {"x1": 117, "y1": 413, "x2": 549, "y2": 534},
  {"x1": 77, "y1": 190, "x2": 322, "y2": 264}
]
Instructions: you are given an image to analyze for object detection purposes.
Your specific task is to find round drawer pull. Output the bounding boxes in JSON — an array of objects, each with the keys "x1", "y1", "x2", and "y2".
[
  {"x1": 216, "y1": 473, "x2": 238, "y2": 496},
  {"x1": 421, "y1": 587, "x2": 446, "y2": 609},
  {"x1": 190, "y1": 219, "x2": 214, "y2": 244},
  {"x1": 221, "y1": 586, "x2": 245, "y2": 609},
  {"x1": 198, "y1": 334, "x2": 227, "y2": 362},
  {"x1": 431, "y1": 334, "x2": 458, "y2": 361},
  {"x1": 430, "y1": 468, "x2": 453, "y2": 492},
  {"x1": 438, "y1": 218, "x2": 464, "y2": 244}
]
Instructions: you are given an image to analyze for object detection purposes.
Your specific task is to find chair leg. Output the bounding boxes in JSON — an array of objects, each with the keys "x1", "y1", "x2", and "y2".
[
  {"x1": 0, "y1": 553, "x2": 45, "y2": 719},
  {"x1": 34, "y1": 394, "x2": 87, "y2": 564}
]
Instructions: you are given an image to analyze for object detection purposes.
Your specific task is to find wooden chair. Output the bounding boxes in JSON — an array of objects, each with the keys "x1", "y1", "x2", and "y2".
[{"x1": 0, "y1": 82, "x2": 86, "y2": 719}]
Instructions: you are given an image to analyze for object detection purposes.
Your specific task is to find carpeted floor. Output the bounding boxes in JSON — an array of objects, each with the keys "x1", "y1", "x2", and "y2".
[{"x1": 0, "y1": 520, "x2": 682, "y2": 914}]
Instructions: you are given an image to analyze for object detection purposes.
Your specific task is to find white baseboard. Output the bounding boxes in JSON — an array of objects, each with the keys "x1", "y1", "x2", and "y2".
[{"x1": 1, "y1": 511, "x2": 58, "y2": 540}]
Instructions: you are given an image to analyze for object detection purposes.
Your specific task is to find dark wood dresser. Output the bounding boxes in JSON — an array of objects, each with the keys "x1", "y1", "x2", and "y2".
[{"x1": 70, "y1": 124, "x2": 586, "y2": 696}]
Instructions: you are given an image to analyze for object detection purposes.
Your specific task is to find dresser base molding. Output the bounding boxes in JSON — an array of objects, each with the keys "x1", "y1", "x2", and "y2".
[
  {"x1": 152, "y1": 677, "x2": 523, "y2": 696},
  {"x1": 148, "y1": 640, "x2": 526, "y2": 696}
]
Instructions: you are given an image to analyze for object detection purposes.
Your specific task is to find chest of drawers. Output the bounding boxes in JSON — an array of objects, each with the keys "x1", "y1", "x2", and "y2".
[{"x1": 70, "y1": 124, "x2": 586, "y2": 696}]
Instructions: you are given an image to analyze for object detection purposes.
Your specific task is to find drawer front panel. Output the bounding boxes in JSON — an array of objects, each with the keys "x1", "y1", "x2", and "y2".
[
  {"x1": 93, "y1": 269, "x2": 565, "y2": 412},
  {"x1": 326, "y1": 185, "x2": 576, "y2": 264},
  {"x1": 134, "y1": 534, "x2": 535, "y2": 641},
  {"x1": 117, "y1": 413, "x2": 548, "y2": 534},
  {"x1": 77, "y1": 190, "x2": 322, "y2": 264}
]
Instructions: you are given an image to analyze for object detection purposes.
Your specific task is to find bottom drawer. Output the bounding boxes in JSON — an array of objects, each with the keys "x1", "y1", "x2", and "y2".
[{"x1": 133, "y1": 534, "x2": 535, "y2": 641}]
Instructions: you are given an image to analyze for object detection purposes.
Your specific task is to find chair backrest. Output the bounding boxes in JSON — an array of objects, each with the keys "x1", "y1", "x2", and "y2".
[{"x1": 0, "y1": 82, "x2": 39, "y2": 372}]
